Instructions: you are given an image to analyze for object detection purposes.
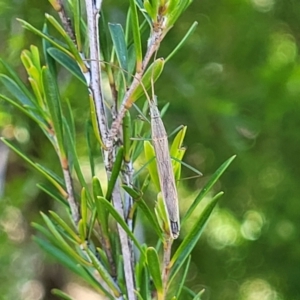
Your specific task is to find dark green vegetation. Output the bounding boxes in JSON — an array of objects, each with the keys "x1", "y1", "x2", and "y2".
[{"x1": 1, "y1": 1, "x2": 300, "y2": 300}]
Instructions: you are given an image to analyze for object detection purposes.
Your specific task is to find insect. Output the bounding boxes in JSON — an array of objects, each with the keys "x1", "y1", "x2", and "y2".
[
  {"x1": 148, "y1": 96, "x2": 180, "y2": 239},
  {"x1": 87, "y1": 58, "x2": 181, "y2": 238}
]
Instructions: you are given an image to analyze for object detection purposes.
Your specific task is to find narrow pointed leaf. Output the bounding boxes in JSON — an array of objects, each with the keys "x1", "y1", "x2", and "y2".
[
  {"x1": 97, "y1": 196, "x2": 144, "y2": 255},
  {"x1": 99, "y1": 12, "x2": 112, "y2": 64},
  {"x1": 45, "y1": 14, "x2": 87, "y2": 72},
  {"x1": 193, "y1": 289, "x2": 205, "y2": 300},
  {"x1": 155, "y1": 192, "x2": 173, "y2": 238},
  {"x1": 89, "y1": 94, "x2": 105, "y2": 148},
  {"x1": 41, "y1": 212, "x2": 90, "y2": 266},
  {"x1": 0, "y1": 74, "x2": 34, "y2": 107},
  {"x1": 1, "y1": 138, "x2": 66, "y2": 194},
  {"x1": 48, "y1": 210, "x2": 80, "y2": 243},
  {"x1": 0, "y1": 58, "x2": 35, "y2": 101},
  {"x1": 169, "y1": 192, "x2": 223, "y2": 283},
  {"x1": 170, "y1": 126, "x2": 187, "y2": 159},
  {"x1": 17, "y1": 19, "x2": 73, "y2": 58},
  {"x1": 85, "y1": 247, "x2": 122, "y2": 297},
  {"x1": 108, "y1": 23, "x2": 128, "y2": 72},
  {"x1": 144, "y1": 140, "x2": 160, "y2": 191},
  {"x1": 165, "y1": 21, "x2": 198, "y2": 63},
  {"x1": 123, "y1": 111, "x2": 132, "y2": 162},
  {"x1": 51, "y1": 289, "x2": 74, "y2": 300},
  {"x1": 47, "y1": 47, "x2": 86, "y2": 84},
  {"x1": 34, "y1": 237, "x2": 106, "y2": 293},
  {"x1": 37, "y1": 183, "x2": 68, "y2": 207},
  {"x1": 0, "y1": 94, "x2": 46, "y2": 127},
  {"x1": 182, "y1": 155, "x2": 236, "y2": 225},
  {"x1": 174, "y1": 255, "x2": 191, "y2": 299},
  {"x1": 129, "y1": 0, "x2": 142, "y2": 71},
  {"x1": 106, "y1": 146, "x2": 124, "y2": 200},
  {"x1": 93, "y1": 177, "x2": 109, "y2": 237},
  {"x1": 42, "y1": 66, "x2": 65, "y2": 157},
  {"x1": 146, "y1": 247, "x2": 163, "y2": 294},
  {"x1": 72, "y1": 0, "x2": 82, "y2": 51},
  {"x1": 135, "y1": 197, "x2": 163, "y2": 239},
  {"x1": 130, "y1": 58, "x2": 164, "y2": 103}
]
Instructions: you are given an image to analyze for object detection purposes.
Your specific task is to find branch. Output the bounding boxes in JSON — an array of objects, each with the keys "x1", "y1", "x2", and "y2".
[{"x1": 108, "y1": 27, "x2": 165, "y2": 148}]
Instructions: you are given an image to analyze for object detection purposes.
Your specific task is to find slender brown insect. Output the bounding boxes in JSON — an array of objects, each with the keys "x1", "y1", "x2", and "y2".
[{"x1": 149, "y1": 96, "x2": 180, "y2": 239}]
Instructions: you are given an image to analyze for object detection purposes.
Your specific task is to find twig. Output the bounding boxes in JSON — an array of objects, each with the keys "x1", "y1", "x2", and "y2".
[
  {"x1": 52, "y1": 0, "x2": 76, "y2": 43},
  {"x1": 62, "y1": 165, "x2": 80, "y2": 225},
  {"x1": 112, "y1": 181, "x2": 136, "y2": 300},
  {"x1": 85, "y1": 1, "x2": 136, "y2": 299},
  {"x1": 162, "y1": 237, "x2": 173, "y2": 296},
  {"x1": 108, "y1": 27, "x2": 165, "y2": 148},
  {"x1": 85, "y1": 0, "x2": 110, "y2": 152}
]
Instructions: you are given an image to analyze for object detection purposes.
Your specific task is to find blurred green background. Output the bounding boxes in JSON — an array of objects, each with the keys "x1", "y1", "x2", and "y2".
[{"x1": 1, "y1": 0, "x2": 300, "y2": 299}]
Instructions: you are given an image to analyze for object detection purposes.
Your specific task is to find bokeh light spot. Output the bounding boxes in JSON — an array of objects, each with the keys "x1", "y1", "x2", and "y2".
[
  {"x1": 20, "y1": 280, "x2": 44, "y2": 300},
  {"x1": 250, "y1": 0, "x2": 275, "y2": 12},
  {"x1": 268, "y1": 33, "x2": 297, "y2": 68},
  {"x1": 241, "y1": 210, "x2": 264, "y2": 241},
  {"x1": 205, "y1": 209, "x2": 242, "y2": 249},
  {"x1": 240, "y1": 278, "x2": 282, "y2": 300}
]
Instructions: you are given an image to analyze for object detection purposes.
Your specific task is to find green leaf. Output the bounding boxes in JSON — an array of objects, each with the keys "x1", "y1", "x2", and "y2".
[
  {"x1": 144, "y1": 0, "x2": 155, "y2": 20},
  {"x1": 129, "y1": 0, "x2": 142, "y2": 72},
  {"x1": 108, "y1": 23, "x2": 128, "y2": 72},
  {"x1": 37, "y1": 183, "x2": 68, "y2": 207},
  {"x1": 42, "y1": 66, "x2": 65, "y2": 157},
  {"x1": 155, "y1": 192, "x2": 172, "y2": 238},
  {"x1": 63, "y1": 117, "x2": 92, "y2": 205},
  {"x1": 97, "y1": 196, "x2": 145, "y2": 256},
  {"x1": 34, "y1": 236, "x2": 83, "y2": 273},
  {"x1": 48, "y1": 210, "x2": 80, "y2": 243},
  {"x1": 89, "y1": 94, "x2": 105, "y2": 148},
  {"x1": 47, "y1": 47, "x2": 86, "y2": 84},
  {"x1": 0, "y1": 74, "x2": 34, "y2": 107},
  {"x1": 51, "y1": 289, "x2": 74, "y2": 300},
  {"x1": 0, "y1": 93, "x2": 46, "y2": 128},
  {"x1": 0, "y1": 58, "x2": 35, "y2": 101},
  {"x1": 1, "y1": 138, "x2": 65, "y2": 193},
  {"x1": 93, "y1": 177, "x2": 109, "y2": 237},
  {"x1": 144, "y1": 140, "x2": 160, "y2": 191},
  {"x1": 106, "y1": 146, "x2": 124, "y2": 200},
  {"x1": 182, "y1": 155, "x2": 236, "y2": 225},
  {"x1": 42, "y1": 23, "x2": 58, "y2": 79},
  {"x1": 34, "y1": 237, "x2": 106, "y2": 294},
  {"x1": 174, "y1": 255, "x2": 191, "y2": 299},
  {"x1": 146, "y1": 247, "x2": 163, "y2": 294},
  {"x1": 85, "y1": 247, "x2": 122, "y2": 297},
  {"x1": 136, "y1": 246, "x2": 151, "y2": 300},
  {"x1": 135, "y1": 0, "x2": 152, "y2": 25},
  {"x1": 170, "y1": 126, "x2": 187, "y2": 159},
  {"x1": 122, "y1": 185, "x2": 141, "y2": 200},
  {"x1": 18, "y1": 19, "x2": 73, "y2": 58},
  {"x1": 80, "y1": 188, "x2": 88, "y2": 239},
  {"x1": 85, "y1": 121, "x2": 96, "y2": 177},
  {"x1": 41, "y1": 212, "x2": 90, "y2": 266},
  {"x1": 99, "y1": 12, "x2": 112, "y2": 64},
  {"x1": 45, "y1": 14, "x2": 87, "y2": 72},
  {"x1": 168, "y1": 192, "x2": 223, "y2": 283},
  {"x1": 123, "y1": 111, "x2": 132, "y2": 162},
  {"x1": 165, "y1": 21, "x2": 198, "y2": 63},
  {"x1": 193, "y1": 289, "x2": 205, "y2": 300},
  {"x1": 130, "y1": 58, "x2": 165, "y2": 103},
  {"x1": 165, "y1": 0, "x2": 192, "y2": 29},
  {"x1": 72, "y1": 0, "x2": 82, "y2": 51},
  {"x1": 170, "y1": 126, "x2": 187, "y2": 181},
  {"x1": 134, "y1": 197, "x2": 163, "y2": 239}
]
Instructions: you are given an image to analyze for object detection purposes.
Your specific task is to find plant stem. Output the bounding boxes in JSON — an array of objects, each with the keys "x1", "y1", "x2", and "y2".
[{"x1": 162, "y1": 237, "x2": 173, "y2": 296}]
